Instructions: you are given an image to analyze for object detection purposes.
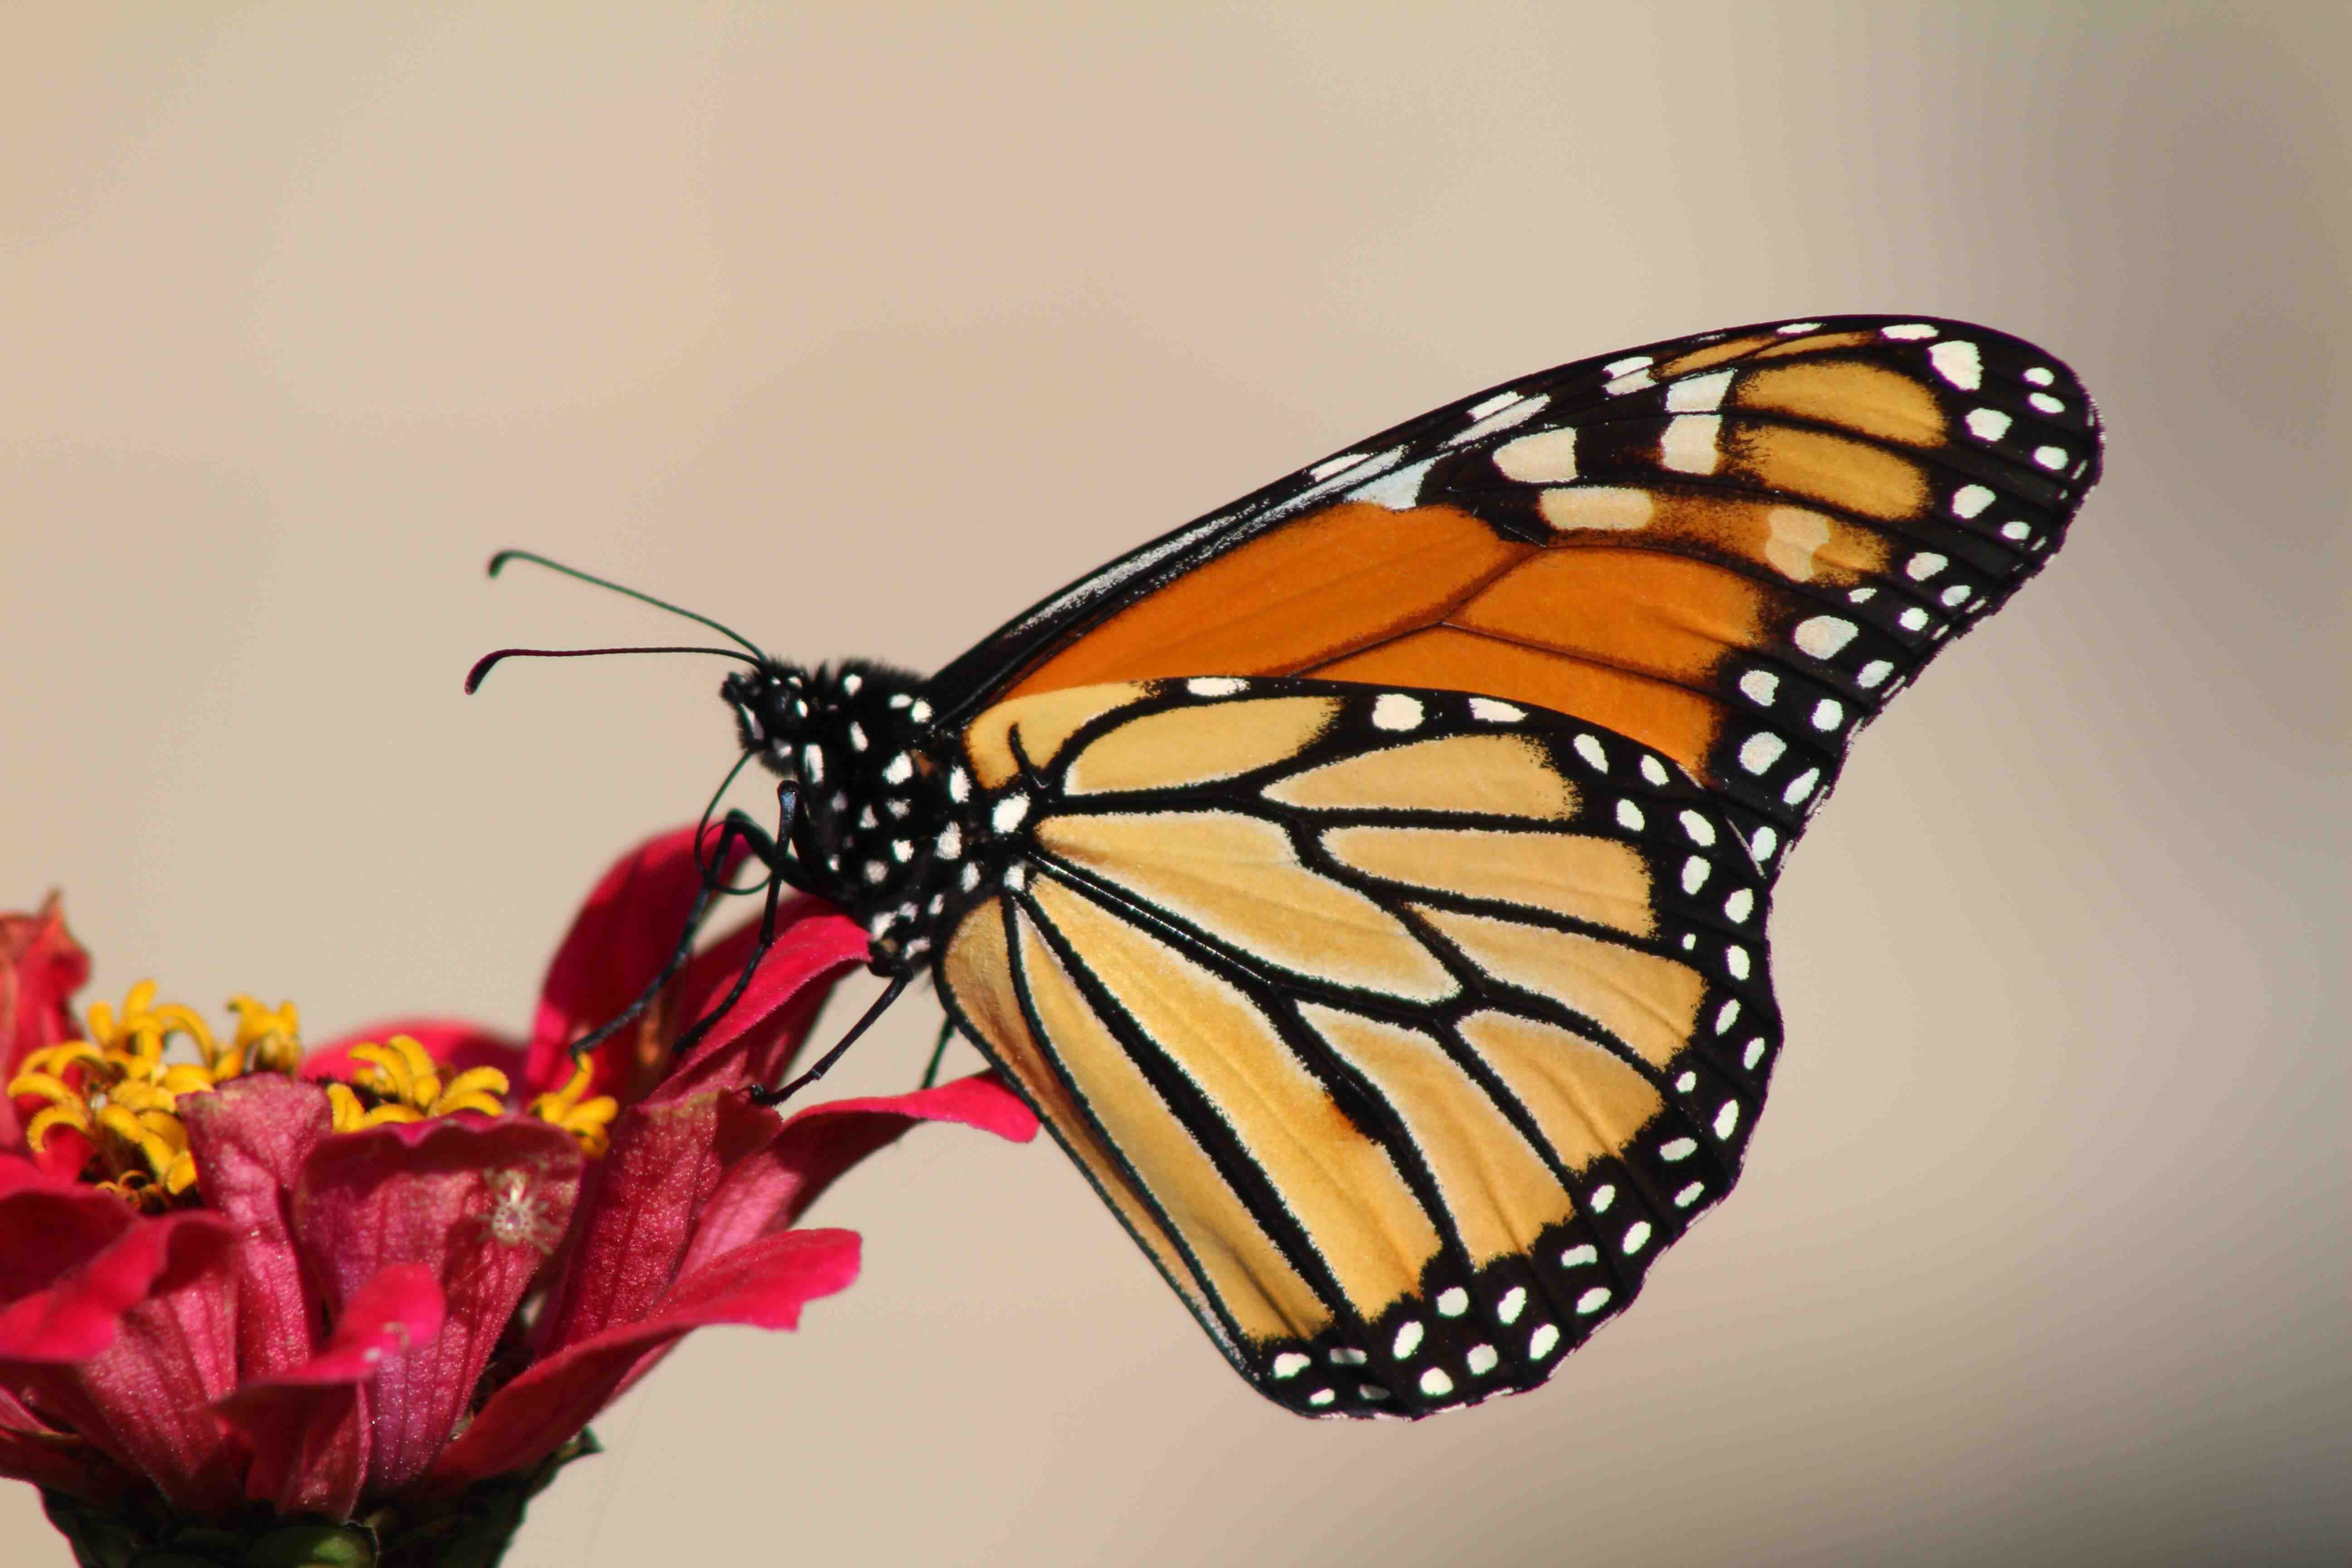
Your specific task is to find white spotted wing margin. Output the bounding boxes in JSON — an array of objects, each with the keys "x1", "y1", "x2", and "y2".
[{"x1": 934, "y1": 678, "x2": 1781, "y2": 1419}]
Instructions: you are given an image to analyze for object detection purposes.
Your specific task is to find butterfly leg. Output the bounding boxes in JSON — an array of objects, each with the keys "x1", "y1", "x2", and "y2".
[
  {"x1": 746, "y1": 967, "x2": 915, "y2": 1107},
  {"x1": 553, "y1": 780, "x2": 804, "y2": 1067},
  {"x1": 662, "y1": 781, "x2": 810, "y2": 1065},
  {"x1": 919, "y1": 1014, "x2": 956, "y2": 1089}
]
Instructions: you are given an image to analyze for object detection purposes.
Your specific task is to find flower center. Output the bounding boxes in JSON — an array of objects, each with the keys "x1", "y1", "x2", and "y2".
[{"x1": 9, "y1": 983, "x2": 619, "y2": 1211}]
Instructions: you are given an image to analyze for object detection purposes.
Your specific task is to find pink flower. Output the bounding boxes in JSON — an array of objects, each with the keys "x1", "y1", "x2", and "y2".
[{"x1": 0, "y1": 831, "x2": 1035, "y2": 1558}]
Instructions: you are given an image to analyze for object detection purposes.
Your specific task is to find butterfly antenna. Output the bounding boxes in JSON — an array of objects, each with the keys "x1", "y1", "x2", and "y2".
[
  {"x1": 465, "y1": 643, "x2": 763, "y2": 693},
  {"x1": 486, "y1": 549, "x2": 770, "y2": 660}
]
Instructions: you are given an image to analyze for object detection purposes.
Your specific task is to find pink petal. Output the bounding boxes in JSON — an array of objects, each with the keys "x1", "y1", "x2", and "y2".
[
  {"x1": 0, "y1": 1178, "x2": 146, "y2": 1357},
  {"x1": 0, "y1": 894, "x2": 91, "y2": 1150},
  {"x1": 427, "y1": 1227, "x2": 858, "y2": 1491},
  {"x1": 531, "y1": 1090, "x2": 775, "y2": 1354},
  {"x1": 686, "y1": 1073, "x2": 1038, "y2": 1274},
  {"x1": 179, "y1": 1076, "x2": 335, "y2": 1379},
  {"x1": 649, "y1": 905, "x2": 870, "y2": 1103},
  {"x1": 216, "y1": 1263, "x2": 445, "y2": 1517},
  {"x1": 300, "y1": 1020, "x2": 521, "y2": 1084},
  {"x1": 292, "y1": 1117, "x2": 582, "y2": 1496},
  {"x1": 0, "y1": 1211, "x2": 245, "y2": 1515},
  {"x1": 526, "y1": 826, "x2": 745, "y2": 1099}
]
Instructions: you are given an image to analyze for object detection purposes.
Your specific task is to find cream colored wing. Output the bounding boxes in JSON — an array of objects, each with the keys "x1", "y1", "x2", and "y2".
[{"x1": 933, "y1": 678, "x2": 1776, "y2": 1418}]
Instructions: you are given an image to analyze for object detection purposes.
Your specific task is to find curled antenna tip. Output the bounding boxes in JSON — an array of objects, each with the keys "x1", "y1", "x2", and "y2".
[
  {"x1": 485, "y1": 549, "x2": 522, "y2": 578},
  {"x1": 462, "y1": 643, "x2": 764, "y2": 696}
]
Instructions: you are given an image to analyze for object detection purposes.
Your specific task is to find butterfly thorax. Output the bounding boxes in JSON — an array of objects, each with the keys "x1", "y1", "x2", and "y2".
[{"x1": 721, "y1": 658, "x2": 980, "y2": 970}]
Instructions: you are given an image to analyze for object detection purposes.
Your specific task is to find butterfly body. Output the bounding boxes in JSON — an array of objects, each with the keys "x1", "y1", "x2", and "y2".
[{"x1": 708, "y1": 316, "x2": 2100, "y2": 1418}]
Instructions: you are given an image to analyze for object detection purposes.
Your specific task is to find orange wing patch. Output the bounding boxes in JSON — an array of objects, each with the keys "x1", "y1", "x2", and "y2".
[
  {"x1": 975, "y1": 316, "x2": 2096, "y2": 828},
  {"x1": 1005, "y1": 502, "x2": 1530, "y2": 700}
]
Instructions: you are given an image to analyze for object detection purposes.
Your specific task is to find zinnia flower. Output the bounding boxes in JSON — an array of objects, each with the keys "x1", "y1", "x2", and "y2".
[{"x1": 0, "y1": 830, "x2": 1035, "y2": 1566}]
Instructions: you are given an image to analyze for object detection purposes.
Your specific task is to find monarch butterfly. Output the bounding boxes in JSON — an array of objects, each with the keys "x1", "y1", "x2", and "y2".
[{"x1": 484, "y1": 315, "x2": 2100, "y2": 1419}]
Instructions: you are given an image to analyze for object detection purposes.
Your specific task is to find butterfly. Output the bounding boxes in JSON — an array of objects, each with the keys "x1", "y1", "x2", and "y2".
[{"x1": 488, "y1": 315, "x2": 2100, "y2": 1419}]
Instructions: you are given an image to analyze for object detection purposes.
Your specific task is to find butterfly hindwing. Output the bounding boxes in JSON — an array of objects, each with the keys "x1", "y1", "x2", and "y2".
[
  {"x1": 934, "y1": 678, "x2": 1779, "y2": 1416},
  {"x1": 926, "y1": 316, "x2": 2101, "y2": 872}
]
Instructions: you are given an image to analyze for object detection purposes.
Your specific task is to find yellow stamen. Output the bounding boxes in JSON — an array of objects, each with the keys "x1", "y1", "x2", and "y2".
[
  {"x1": 24, "y1": 1101, "x2": 94, "y2": 1150},
  {"x1": 431, "y1": 1066, "x2": 513, "y2": 1119},
  {"x1": 8, "y1": 1070, "x2": 87, "y2": 1110},
  {"x1": 25, "y1": 984, "x2": 613, "y2": 1211},
  {"x1": 18, "y1": 1041, "x2": 105, "y2": 1080},
  {"x1": 528, "y1": 1058, "x2": 620, "y2": 1158},
  {"x1": 227, "y1": 995, "x2": 303, "y2": 1075}
]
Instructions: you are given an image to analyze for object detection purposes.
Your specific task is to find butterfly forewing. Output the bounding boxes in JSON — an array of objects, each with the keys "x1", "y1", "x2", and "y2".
[
  {"x1": 935, "y1": 679, "x2": 1779, "y2": 1416},
  {"x1": 926, "y1": 316, "x2": 2101, "y2": 872}
]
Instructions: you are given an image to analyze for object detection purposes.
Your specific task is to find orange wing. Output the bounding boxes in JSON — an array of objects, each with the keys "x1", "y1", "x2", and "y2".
[{"x1": 926, "y1": 317, "x2": 2100, "y2": 867}]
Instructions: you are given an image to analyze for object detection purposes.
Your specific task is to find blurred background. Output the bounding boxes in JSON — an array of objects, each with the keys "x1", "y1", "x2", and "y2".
[{"x1": 2, "y1": 5, "x2": 2345, "y2": 1563}]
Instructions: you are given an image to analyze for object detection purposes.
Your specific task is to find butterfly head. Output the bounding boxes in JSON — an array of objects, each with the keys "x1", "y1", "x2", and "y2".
[{"x1": 721, "y1": 659, "x2": 816, "y2": 774}]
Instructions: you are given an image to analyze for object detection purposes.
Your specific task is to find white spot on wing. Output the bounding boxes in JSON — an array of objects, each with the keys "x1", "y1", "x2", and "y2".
[
  {"x1": 1739, "y1": 732, "x2": 1787, "y2": 774},
  {"x1": 1739, "y1": 670, "x2": 1779, "y2": 706},
  {"x1": 1660, "y1": 415, "x2": 1722, "y2": 474},
  {"x1": 1353, "y1": 458, "x2": 1436, "y2": 509},
  {"x1": 1310, "y1": 451, "x2": 1370, "y2": 480},
  {"x1": 1929, "y1": 341, "x2": 1983, "y2": 389},
  {"x1": 1187, "y1": 677, "x2": 1246, "y2": 697},
  {"x1": 1881, "y1": 323, "x2": 1940, "y2": 340},
  {"x1": 1469, "y1": 697, "x2": 1523, "y2": 723},
  {"x1": 1444, "y1": 393, "x2": 1550, "y2": 448},
  {"x1": 1793, "y1": 616, "x2": 1858, "y2": 658},
  {"x1": 1666, "y1": 369, "x2": 1735, "y2": 412},
  {"x1": 1371, "y1": 694, "x2": 1424, "y2": 731},
  {"x1": 1493, "y1": 426, "x2": 1579, "y2": 483},
  {"x1": 1965, "y1": 408, "x2": 2012, "y2": 441}
]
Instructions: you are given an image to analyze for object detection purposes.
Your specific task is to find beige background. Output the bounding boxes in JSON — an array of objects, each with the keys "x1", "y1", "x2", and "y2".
[{"x1": 3, "y1": 5, "x2": 2346, "y2": 1563}]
